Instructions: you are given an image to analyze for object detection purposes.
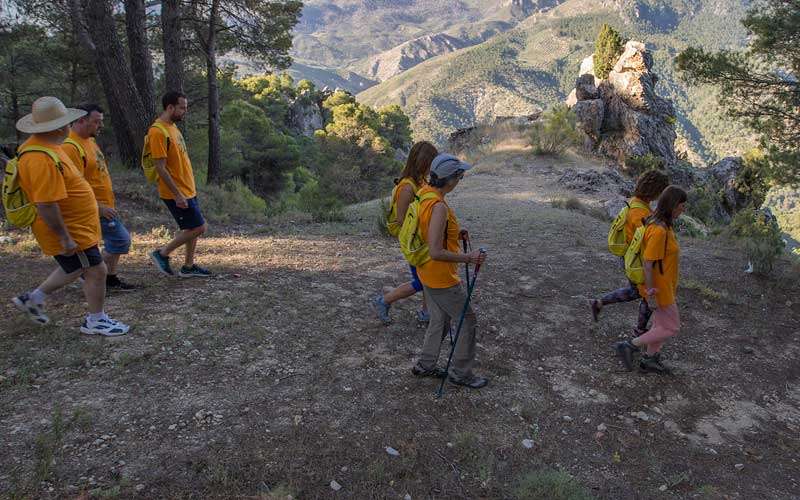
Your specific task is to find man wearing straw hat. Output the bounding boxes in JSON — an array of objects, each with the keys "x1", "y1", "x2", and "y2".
[{"x1": 10, "y1": 96, "x2": 130, "y2": 336}]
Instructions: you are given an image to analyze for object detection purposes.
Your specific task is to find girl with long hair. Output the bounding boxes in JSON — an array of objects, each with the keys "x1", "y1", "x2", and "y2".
[
  {"x1": 372, "y1": 141, "x2": 438, "y2": 325},
  {"x1": 614, "y1": 185, "x2": 687, "y2": 374}
]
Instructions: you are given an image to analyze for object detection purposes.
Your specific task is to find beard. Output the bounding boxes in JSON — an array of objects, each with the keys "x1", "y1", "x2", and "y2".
[{"x1": 171, "y1": 112, "x2": 184, "y2": 122}]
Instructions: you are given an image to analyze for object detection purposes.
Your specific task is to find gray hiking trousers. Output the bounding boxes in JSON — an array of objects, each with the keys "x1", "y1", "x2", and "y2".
[{"x1": 418, "y1": 284, "x2": 476, "y2": 379}]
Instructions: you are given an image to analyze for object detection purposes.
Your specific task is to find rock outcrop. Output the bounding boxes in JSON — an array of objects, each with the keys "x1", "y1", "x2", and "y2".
[
  {"x1": 566, "y1": 41, "x2": 677, "y2": 170},
  {"x1": 287, "y1": 97, "x2": 324, "y2": 137}
]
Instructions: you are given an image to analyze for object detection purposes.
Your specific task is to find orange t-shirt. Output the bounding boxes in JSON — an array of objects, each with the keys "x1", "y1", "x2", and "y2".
[
  {"x1": 637, "y1": 223, "x2": 680, "y2": 307},
  {"x1": 17, "y1": 137, "x2": 100, "y2": 256},
  {"x1": 416, "y1": 186, "x2": 461, "y2": 289},
  {"x1": 148, "y1": 120, "x2": 196, "y2": 200},
  {"x1": 63, "y1": 130, "x2": 115, "y2": 209},
  {"x1": 624, "y1": 197, "x2": 651, "y2": 243}
]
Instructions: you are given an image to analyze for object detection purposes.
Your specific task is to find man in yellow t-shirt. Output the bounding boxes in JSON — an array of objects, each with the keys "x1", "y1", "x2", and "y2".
[
  {"x1": 64, "y1": 104, "x2": 135, "y2": 291},
  {"x1": 147, "y1": 91, "x2": 211, "y2": 278},
  {"x1": 10, "y1": 96, "x2": 129, "y2": 336}
]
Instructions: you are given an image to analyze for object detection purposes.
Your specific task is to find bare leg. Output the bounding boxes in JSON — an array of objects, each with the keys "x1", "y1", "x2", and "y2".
[
  {"x1": 160, "y1": 227, "x2": 203, "y2": 257},
  {"x1": 82, "y1": 263, "x2": 107, "y2": 314},
  {"x1": 383, "y1": 282, "x2": 417, "y2": 305},
  {"x1": 38, "y1": 267, "x2": 83, "y2": 295},
  {"x1": 103, "y1": 251, "x2": 121, "y2": 275},
  {"x1": 184, "y1": 234, "x2": 198, "y2": 267}
]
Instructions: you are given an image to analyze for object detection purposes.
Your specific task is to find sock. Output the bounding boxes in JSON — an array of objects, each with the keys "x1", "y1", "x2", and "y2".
[
  {"x1": 88, "y1": 311, "x2": 108, "y2": 323},
  {"x1": 29, "y1": 289, "x2": 46, "y2": 305}
]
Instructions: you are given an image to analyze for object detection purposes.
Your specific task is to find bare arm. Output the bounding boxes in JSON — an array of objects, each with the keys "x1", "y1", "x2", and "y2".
[
  {"x1": 154, "y1": 158, "x2": 187, "y2": 207},
  {"x1": 395, "y1": 184, "x2": 414, "y2": 224},
  {"x1": 36, "y1": 202, "x2": 77, "y2": 255},
  {"x1": 427, "y1": 203, "x2": 485, "y2": 264},
  {"x1": 643, "y1": 260, "x2": 658, "y2": 309}
]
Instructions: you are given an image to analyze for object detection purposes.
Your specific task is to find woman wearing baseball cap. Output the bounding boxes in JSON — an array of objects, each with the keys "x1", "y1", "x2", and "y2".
[{"x1": 411, "y1": 153, "x2": 489, "y2": 389}]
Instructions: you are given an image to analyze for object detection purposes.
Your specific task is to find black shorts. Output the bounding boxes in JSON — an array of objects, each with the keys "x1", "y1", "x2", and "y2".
[
  {"x1": 53, "y1": 245, "x2": 103, "y2": 274},
  {"x1": 162, "y1": 196, "x2": 206, "y2": 230}
]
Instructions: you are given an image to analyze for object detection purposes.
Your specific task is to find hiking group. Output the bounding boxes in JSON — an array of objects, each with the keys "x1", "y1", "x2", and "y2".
[
  {"x1": 4, "y1": 94, "x2": 687, "y2": 386},
  {"x1": 5, "y1": 93, "x2": 209, "y2": 337}
]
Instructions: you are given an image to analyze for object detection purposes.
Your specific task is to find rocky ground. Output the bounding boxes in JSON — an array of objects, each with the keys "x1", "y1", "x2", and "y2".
[{"x1": 1, "y1": 146, "x2": 799, "y2": 499}]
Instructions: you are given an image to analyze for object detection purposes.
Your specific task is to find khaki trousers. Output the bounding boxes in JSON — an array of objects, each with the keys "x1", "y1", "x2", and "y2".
[{"x1": 418, "y1": 284, "x2": 476, "y2": 379}]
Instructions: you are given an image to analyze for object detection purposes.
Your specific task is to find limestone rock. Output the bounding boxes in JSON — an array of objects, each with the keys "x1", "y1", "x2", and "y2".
[
  {"x1": 709, "y1": 156, "x2": 750, "y2": 215},
  {"x1": 558, "y1": 168, "x2": 633, "y2": 195},
  {"x1": 287, "y1": 99, "x2": 323, "y2": 137},
  {"x1": 565, "y1": 89, "x2": 578, "y2": 108},
  {"x1": 575, "y1": 74, "x2": 599, "y2": 101},
  {"x1": 573, "y1": 99, "x2": 604, "y2": 141}
]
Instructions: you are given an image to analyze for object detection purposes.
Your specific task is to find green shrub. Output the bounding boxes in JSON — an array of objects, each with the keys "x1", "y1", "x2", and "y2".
[
  {"x1": 375, "y1": 197, "x2": 392, "y2": 237},
  {"x1": 513, "y1": 469, "x2": 593, "y2": 500},
  {"x1": 531, "y1": 104, "x2": 582, "y2": 156},
  {"x1": 686, "y1": 185, "x2": 719, "y2": 224},
  {"x1": 727, "y1": 207, "x2": 785, "y2": 274},
  {"x1": 734, "y1": 149, "x2": 770, "y2": 210},
  {"x1": 623, "y1": 154, "x2": 664, "y2": 176},
  {"x1": 199, "y1": 178, "x2": 267, "y2": 223},
  {"x1": 593, "y1": 24, "x2": 624, "y2": 79}
]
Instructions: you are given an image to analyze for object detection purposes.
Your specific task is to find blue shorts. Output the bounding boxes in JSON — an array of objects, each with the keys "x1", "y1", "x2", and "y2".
[
  {"x1": 409, "y1": 265, "x2": 423, "y2": 292},
  {"x1": 162, "y1": 197, "x2": 206, "y2": 230},
  {"x1": 101, "y1": 216, "x2": 131, "y2": 254}
]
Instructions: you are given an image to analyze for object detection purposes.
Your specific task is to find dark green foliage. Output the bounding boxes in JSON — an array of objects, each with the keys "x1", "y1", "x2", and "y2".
[
  {"x1": 513, "y1": 469, "x2": 594, "y2": 500},
  {"x1": 727, "y1": 206, "x2": 785, "y2": 274},
  {"x1": 530, "y1": 104, "x2": 581, "y2": 156},
  {"x1": 593, "y1": 24, "x2": 624, "y2": 79},
  {"x1": 624, "y1": 154, "x2": 665, "y2": 176},
  {"x1": 676, "y1": 1, "x2": 800, "y2": 185}
]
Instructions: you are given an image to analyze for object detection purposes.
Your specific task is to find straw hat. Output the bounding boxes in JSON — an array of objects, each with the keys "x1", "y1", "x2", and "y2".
[{"x1": 16, "y1": 96, "x2": 87, "y2": 134}]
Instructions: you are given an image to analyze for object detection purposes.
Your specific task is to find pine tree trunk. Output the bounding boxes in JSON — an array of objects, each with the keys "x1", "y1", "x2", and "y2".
[
  {"x1": 205, "y1": 0, "x2": 222, "y2": 184},
  {"x1": 161, "y1": 0, "x2": 184, "y2": 93},
  {"x1": 72, "y1": 0, "x2": 151, "y2": 169},
  {"x1": 124, "y1": 0, "x2": 156, "y2": 118}
]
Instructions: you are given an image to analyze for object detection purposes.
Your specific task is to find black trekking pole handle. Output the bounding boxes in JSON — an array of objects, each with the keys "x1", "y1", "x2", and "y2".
[{"x1": 462, "y1": 238, "x2": 470, "y2": 284}]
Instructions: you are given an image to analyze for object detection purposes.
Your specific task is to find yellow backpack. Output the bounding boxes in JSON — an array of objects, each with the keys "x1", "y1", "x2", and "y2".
[
  {"x1": 2, "y1": 146, "x2": 61, "y2": 228},
  {"x1": 398, "y1": 191, "x2": 442, "y2": 267},
  {"x1": 624, "y1": 221, "x2": 668, "y2": 285},
  {"x1": 386, "y1": 177, "x2": 418, "y2": 238},
  {"x1": 608, "y1": 199, "x2": 649, "y2": 256},
  {"x1": 141, "y1": 122, "x2": 170, "y2": 184}
]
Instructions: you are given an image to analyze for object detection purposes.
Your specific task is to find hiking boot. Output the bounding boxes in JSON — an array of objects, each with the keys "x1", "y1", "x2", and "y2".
[
  {"x1": 448, "y1": 374, "x2": 489, "y2": 389},
  {"x1": 80, "y1": 317, "x2": 130, "y2": 337},
  {"x1": 416, "y1": 309, "x2": 430, "y2": 323},
  {"x1": 411, "y1": 363, "x2": 447, "y2": 379},
  {"x1": 632, "y1": 327, "x2": 649, "y2": 338},
  {"x1": 11, "y1": 294, "x2": 49, "y2": 325},
  {"x1": 590, "y1": 299, "x2": 602, "y2": 322},
  {"x1": 371, "y1": 295, "x2": 391, "y2": 325},
  {"x1": 613, "y1": 340, "x2": 638, "y2": 371},
  {"x1": 150, "y1": 250, "x2": 173, "y2": 276},
  {"x1": 639, "y1": 353, "x2": 672, "y2": 374},
  {"x1": 106, "y1": 275, "x2": 136, "y2": 292},
  {"x1": 179, "y1": 264, "x2": 212, "y2": 278}
]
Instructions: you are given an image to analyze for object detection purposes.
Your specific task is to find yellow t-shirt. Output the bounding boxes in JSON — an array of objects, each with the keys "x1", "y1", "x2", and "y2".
[
  {"x1": 148, "y1": 120, "x2": 196, "y2": 200},
  {"x1": 637, "y1": 223, "x2": 680, "y2": 307},
  {"x1": 416, "y1": 186, "x2": 461, "y2": 289},
  {"x1": 64, "y1": 131, "x2": 115, "y2": 209},
  {"x1": 17, "y1": 137, "x2": 101, "y2": 256},
  {"x1": 624, "y1": 197, "x2": 650, "y2": 243}
]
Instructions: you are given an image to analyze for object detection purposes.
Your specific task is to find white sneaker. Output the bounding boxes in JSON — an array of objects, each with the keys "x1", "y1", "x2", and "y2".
[
  {"x1": 11, "y1": 294, "x2": 49, "y2": 325},
  {"x1": 80, "y1": 317, "x2": 130, "y2": 337}
]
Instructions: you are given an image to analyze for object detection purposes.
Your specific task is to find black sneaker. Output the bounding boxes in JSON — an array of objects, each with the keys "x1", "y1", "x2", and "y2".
[
  {"x1": 411, "y1": 363, "x2": 447, "y2": 379},
  {"x1": 106, "y1": 275, "x2": 136, "y2": 292},
  {"x1": 150, "y1": 250, "x2": 173, "y2": 276},
  {"x1": 639, "y1": 353, "x2": 672, "y2": 374},
  {"x1": 448, "y1": 374, "x2": 489, "y2": 389},
  {"x1": 179, "y1": 264, "x2": 212, "y2": 277},
  {"x1": 613, "y1": 340, "x2": 638, "y2": 371}
]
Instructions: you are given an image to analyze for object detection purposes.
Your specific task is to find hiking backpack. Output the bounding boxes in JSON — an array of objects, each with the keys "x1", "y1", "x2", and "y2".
[
  {"x1": 141, "y1": 122, "x2": 170, "y2": 184},
  {"x1": 386, "y1": 177, "x2": 419, "y2": 238},
  {"x1": 2, "y1": 146, "x2": 61, "y2": 228},
  {"x1": 63, "y1": 137, "x2": 86, "y2": 164},
  {"x1": 608, "y1": 199, "x2": 650, "y2": 256},
  {"x1": 624, "y1": 221, "x2": 668, "y2": 285},
  {"x1": 398, "y1": 191, "x2": 442, "y2": 267}
]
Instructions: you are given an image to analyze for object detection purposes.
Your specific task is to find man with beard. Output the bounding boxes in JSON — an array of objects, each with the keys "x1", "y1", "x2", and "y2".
[
  {"x1": 147, "y1": 91, "x2": 211, "y2": 277},
  {"x1": 64, "y1": 104, "x2": 136, "y2": 291}
]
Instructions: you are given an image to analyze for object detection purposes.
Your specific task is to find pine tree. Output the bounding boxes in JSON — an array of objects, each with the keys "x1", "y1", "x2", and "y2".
[{"x1": 593, "y1": 24, "x2": 624, "y2": 80}]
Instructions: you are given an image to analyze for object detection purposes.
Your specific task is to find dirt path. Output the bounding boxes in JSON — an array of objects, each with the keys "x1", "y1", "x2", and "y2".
[{"x1": 1, "y1": 148, "x2": 799, "y2": 499}]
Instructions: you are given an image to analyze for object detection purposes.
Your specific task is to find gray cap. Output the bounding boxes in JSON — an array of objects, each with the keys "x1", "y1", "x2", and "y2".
[{"x1": 430, "y1": 153, "x2": 472, "y2": 179}]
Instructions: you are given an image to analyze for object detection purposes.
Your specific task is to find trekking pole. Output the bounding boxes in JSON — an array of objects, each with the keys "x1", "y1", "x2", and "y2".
[{"x1": 436, "y1": 248, "x2": 486, "y2": 398}]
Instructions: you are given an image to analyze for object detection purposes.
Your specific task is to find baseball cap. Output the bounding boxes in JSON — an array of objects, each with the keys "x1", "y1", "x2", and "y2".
[{"x1": 430, "y1": 153, "x2": 472, "y2": 179}]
